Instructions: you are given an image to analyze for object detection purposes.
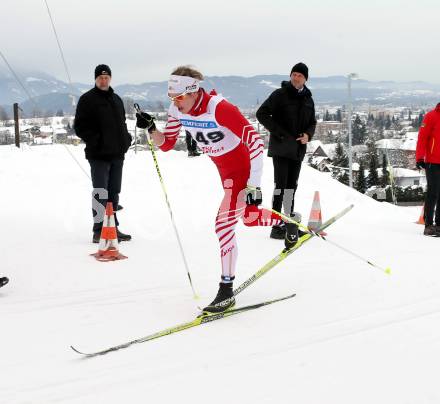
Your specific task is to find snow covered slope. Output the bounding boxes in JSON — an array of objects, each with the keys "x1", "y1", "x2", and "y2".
[{"x1": 0, "y1": 145, "x2": 437, "y2": 404}]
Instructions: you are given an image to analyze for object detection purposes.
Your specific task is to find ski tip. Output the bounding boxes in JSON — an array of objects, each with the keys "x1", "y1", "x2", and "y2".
[
  {"x1": 384, "y1": 267, "x2": 392, "y2": 275},
  {"x1": 70, "y1": 345, "x2": 88, "y2": 355}
]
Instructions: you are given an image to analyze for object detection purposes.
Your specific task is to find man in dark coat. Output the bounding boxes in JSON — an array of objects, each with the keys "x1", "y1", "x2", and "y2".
[
  {"x1": 256, "y1": 62, "x2": 316, "y2": 241},
  {"x1": 74, "y1": 64, "x2": 132, "y2": 243}
]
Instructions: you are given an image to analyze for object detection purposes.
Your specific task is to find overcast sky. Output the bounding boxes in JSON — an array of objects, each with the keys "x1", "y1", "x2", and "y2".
[{"x1": 1, "y1": 0, "x2": 439, "y2": 85}]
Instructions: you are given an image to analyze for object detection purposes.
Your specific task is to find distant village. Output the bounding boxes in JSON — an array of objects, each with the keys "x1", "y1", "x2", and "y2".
[
  {"x1": 305, "y1": 105, "x2": 425, "y2": 203},
  {"x1": 0, "y1": 103, "x2": 426, "y2": 204}
]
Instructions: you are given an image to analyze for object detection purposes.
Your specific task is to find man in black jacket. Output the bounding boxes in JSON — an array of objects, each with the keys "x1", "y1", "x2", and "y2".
[
  {"x1": 256, "y1": 62, "x2": 316, "y2": 243},
  {"x1": 74, "y1": 64, "x2": 132, "y2": 243}
]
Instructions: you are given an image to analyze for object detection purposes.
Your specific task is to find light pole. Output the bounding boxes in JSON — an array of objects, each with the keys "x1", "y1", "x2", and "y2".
[{"x1": 347, "y1": 73, "x2": 358, "y2": 188}]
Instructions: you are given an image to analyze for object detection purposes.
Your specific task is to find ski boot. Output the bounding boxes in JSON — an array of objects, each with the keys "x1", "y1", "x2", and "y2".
[
  {"x1": 424, "y1": 225, "x2": 440, "y2": 237},
  {"x1": 284, "y1": 212, "x2": 302, "y2": 250},
  {"x1": 93, "y1": 231, "x2": 101, "y2": 243},
  {"x1": 117, "y1": 229, "x2": 132, "y2": 242},
  {"x1": 188, "y1": 150, "x2": 201, "y2": 157},
  {"x1": 203, "y1": 279, "x2": 235, "y2": 314},
  {"x1": 270, "y1": 222, "x2": 286, "y2": 239}
]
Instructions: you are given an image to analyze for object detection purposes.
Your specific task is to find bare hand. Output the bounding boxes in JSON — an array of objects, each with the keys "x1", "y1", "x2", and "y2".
[
  {"x1": 150, "y1": 130, "x2": 165, "y2": 147},
  {"x1": 297, "y1": 133, "x2": 309, "y2": 144}
]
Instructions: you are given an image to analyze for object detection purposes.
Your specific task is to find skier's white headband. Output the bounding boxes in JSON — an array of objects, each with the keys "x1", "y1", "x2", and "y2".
[{"x1": 168, "y1": 75, "x2": 200, "y2": 96}]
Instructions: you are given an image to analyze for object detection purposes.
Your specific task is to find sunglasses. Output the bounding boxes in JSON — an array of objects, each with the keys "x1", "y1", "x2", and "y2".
[{"x1": 168, "y1": 91, "x2": 189, "y2": 102}]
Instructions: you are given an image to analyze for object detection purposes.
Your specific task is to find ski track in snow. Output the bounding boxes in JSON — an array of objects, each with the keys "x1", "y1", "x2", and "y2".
[{"x1": 1, "y1": 144, "x2": 438, "y2": 404}]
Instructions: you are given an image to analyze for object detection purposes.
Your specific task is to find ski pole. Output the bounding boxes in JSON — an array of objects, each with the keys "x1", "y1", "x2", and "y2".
[
  {"x1": 134, "y1": 104, "x2": 200, "y2": 301},
  {"x1": 270, "y1": 207, "x2": 391, "y2": 275},
  {"x1": 316, "y1": 236, "x2": 391, "y2": 274}
]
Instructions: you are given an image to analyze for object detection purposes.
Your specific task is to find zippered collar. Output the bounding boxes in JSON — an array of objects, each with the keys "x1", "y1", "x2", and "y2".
[{"x1": 188, "y1": 88, "x2": 218, "y2": 116}]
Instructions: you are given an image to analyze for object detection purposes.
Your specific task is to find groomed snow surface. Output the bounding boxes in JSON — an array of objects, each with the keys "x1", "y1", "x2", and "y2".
[{"x1": 0, "y1": 144, "x2": 437, "y2": 404}]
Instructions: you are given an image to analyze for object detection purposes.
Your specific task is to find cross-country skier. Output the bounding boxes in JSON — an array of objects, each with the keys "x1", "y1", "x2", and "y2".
[{"x1": 136, "y1": 66, "x2": 301, "y2": 313}]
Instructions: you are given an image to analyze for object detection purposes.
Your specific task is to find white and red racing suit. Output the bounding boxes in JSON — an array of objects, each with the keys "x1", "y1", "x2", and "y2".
[{"x1": 160, "y1": 89, "x2": 281, "y2": 278}]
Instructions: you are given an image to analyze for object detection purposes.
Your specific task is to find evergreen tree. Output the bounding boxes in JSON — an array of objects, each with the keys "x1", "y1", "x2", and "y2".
[
  {"x1": 340, "y1": 171, "x2": 350, "y2": 185},
  {"x1": 333, "y1": 142, "x2": 348, "y2": 167},
  {"x1": 56, "y1": 109, "x2": 64, "y2": 117},
  {"x1": 366, "y1": 141, "x2": 380, "y2": 187},
  {"x1": 324, "y1": 110, "x2": 330, "y2": 121},
  {"x1": 366, "y1": 114, "x2": 376, "y2": 140},
  {"x1": 380, "y1": 154, "x2": 389, "y2": 187},
  {"x1": 332, "y1": 168, "x2": 349, "y2": 186},
  {"x1": 375, "y1": 115, "x2": 384, "y2": 130},
  {"x1": 331, "y1": 142, "x2": 350, "y2": 185},
  {"x1": 352, "y1": 115, "x2": 367, "y2": 145},
  {"x1": 385, "y1": 115, "x2": 391, "y2": 130},
  {"x1": 392, "y1": 117, "x2": 402, "y2": 131},
  {"x1": 355, "y1": 160, "x2": 367, "y2": 193},
  {"x1": 336, "y1": 109, "x2": 342, "y2": 122},
  {"x1": 413, "y1": 112, "x2": 425, "y2": 129}
]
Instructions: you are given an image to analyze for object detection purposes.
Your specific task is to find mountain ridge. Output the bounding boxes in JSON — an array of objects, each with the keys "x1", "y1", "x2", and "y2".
[{"x1": 1, "y1": 69, "x2": 439, "y2": 115}]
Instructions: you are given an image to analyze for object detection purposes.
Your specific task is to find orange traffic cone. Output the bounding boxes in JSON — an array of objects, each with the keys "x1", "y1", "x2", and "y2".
[
  {"x1": 416, "y1": 204, "x2": 425, "y2": 225},
  {"x1": 91, "y1": 202, "x2": 127, "y2": 262},
  {"x1": 307, "y1": 191, "x2": 327, "y2": 235}
]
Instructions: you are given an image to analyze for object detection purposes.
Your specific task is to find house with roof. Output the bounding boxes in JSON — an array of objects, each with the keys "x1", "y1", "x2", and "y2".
[
  {"x1": 375, "y1": 133, "x2": 417, "y2": 168},
  {"x1": 391, "y1": 167, "x2": 426, "y2": 188},
  {"x1": 307, "y1": 140, "x2": 328, "y2": 157},
  {"x1": 306, "y1": 140, "x2": 333, "y2": 171}
]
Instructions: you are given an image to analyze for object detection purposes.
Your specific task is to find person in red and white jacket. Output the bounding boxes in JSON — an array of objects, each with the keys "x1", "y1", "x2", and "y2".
[
  {"x1": 415, "y1": 103, "x2": 440, "y2": 236},
  {"x1": 136, "y1": 66, "x2": 288, "y2": 312}
]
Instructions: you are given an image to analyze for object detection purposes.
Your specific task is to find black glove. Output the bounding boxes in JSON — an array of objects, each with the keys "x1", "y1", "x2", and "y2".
[
  {"x1": 246, "y1": 186, "x2": 263, "y2": 206},
  {"x1": 136, "y1": 111, "x2": 156, "y2": 133},
  {"x1": 416, "y1": 160, "x2": 426, "y2": 170}
]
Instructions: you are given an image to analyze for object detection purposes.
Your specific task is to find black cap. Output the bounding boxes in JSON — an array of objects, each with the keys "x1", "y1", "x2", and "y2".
[
  {"x1": 95, "y1": 64, "x2": 112, "y2": 79},
  {"x1": 291, "y1": 62, "x2": 308, "y2": 80}
]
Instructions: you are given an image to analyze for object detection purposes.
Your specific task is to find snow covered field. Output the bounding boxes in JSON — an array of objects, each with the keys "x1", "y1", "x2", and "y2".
[{"x1": 0, "y1": 144, "x2": 438, "y2": 404}]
